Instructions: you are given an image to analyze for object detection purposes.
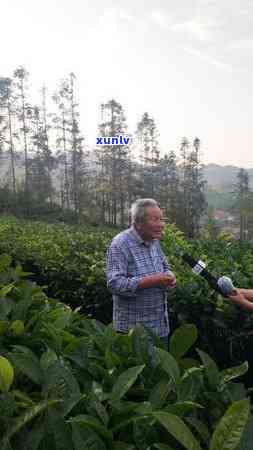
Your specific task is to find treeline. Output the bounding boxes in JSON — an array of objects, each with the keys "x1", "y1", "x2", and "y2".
[{"x1": 0, "y1": 67, "x2": 252, "y2": 238}]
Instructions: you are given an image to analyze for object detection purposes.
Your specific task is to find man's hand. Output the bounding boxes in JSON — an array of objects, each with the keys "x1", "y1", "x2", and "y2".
[
  {"x1": 162, "y1": 272, "x2": 177, "y2": 288},
  {"x1": 138, "y1": 272, "x2": 176, "y2": 289}
]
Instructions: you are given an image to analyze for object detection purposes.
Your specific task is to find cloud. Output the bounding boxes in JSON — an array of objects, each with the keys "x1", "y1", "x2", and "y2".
[
  {"x1": 228, "y1": 39, "x2": 253, "y2": 50},
  {"x1": 118, "y1": 10, "x2": 135, "y2": 23},
  {"x1": 183, "y1": 46, "x2": 234, "y2": 72},
  {"x1": 149, "y1": 9, "x2": 171, "y2": 29},
  {"x1": 171, "y1": 17, "x2": 219, "y2": 42}
]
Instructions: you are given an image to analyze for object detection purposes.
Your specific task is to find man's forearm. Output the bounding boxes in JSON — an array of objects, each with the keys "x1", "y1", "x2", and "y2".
[{"x1": 138, "y1": 274, "x2": 162, "y2": 289}]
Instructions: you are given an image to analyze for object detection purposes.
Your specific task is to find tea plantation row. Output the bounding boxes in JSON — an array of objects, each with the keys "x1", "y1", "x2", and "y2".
[{"x1": 0, "y1": 252, "x2": 252, "y2": 449}]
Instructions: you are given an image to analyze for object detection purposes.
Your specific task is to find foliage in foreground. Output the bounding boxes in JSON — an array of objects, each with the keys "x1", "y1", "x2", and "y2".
[{"x1": 0, "y1": 254, "x2": 252, "y2": 449}]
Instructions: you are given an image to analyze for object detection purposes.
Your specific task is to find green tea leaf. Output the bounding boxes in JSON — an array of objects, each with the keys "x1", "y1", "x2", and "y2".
[
  {"x1": 155, "y1": 348, "x2": 180, "y2": 384},
  {"x1": 149, "y1": 379, "x2": 172, "y2": 409},
  {"x1": 170, "y1": 324, "x2": 198, "y2": 360},
  {"x1": 197, "y1": 349, "x2": 220, "y2": 389},
  {"x1": 221, "y1": 361, "x2": 248, "y2": 383},
  {"x1": 209, "y1": 399, "x2": 250, "y2": 450},
  {"x1": 186, "y1": 417, "x2": 210, "y2": 443},
  {"x1": 9, "y1": 352, "x2": 43, "y2": 385},
  {"x1": 110, "y1": 365, "x2": 145, "y2": 402},
  {"x1": 153, "y1": 412, "x2": 201, "y2": 450}
]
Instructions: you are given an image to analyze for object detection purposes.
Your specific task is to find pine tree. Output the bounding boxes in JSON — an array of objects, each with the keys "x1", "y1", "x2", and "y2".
[
  {"x1": 52, "y1": 92, "x2": 70, "y2": 210},
  {"x1": 136, "y1": 112, "x2": 160, "y2": 198},
  {"x1": 0, "y1": 77, "x2": 17, "y2": 204},
  {"x1": 97, "y1": 99, "x2": 130, "y2": 226},
  {"x1": 53, "y1": 74, "x2": 86, "y2": 217},
  {"x1": 233, "y1": 168, "x2": 252, "y2": 241},
  {"x1": 29, "y1": 103, "x2": 54, "y2": 209},
  {"x1": 13, "y1": 66, "x2": 31, "y2": 214},
  {"x1": 158, "y1": 150, "x2": 180, "y2": 224},
  {"x1": 179, "y1": 137, "x2": 207, "y2": 237}
]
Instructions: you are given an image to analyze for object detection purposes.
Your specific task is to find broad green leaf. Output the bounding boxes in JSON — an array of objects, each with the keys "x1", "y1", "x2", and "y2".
[
  {"x1": 149, "y1": 379, "x2": 172, "y2": 409},
  {"x1": 43, "y1": 360, "x2": 80, "y2": 403},
  {"x1": 62, "y1": 393, "x2": 85, "y2": 418},
  {"x1": 105, "y1": 349, "x2": 121, "y2": 369},
  {"x1": 113, "y1": 442, "x2": 136, "y2": 450},
  {"x1": 238, "y1": 413, "x2": 253, "y2": 450},
  {"x1": 227, "y1": 382, "x2": 247, "y2": 402},
  {"x1": 155, "y1": 348, "x2": 180, "y2": 384},
  {"x1": 179, "y1": 358, "x2": 201, "y2": 371},
  {"x1": 209, "y1": 399, "x2": 250, "y2": 450},
  {"x1": 68, "y1": 414, "x2": 112, "y2": 445},
  {"x1": 134, "y1": 401, "x2": 153, "y2": 415},
  {"x1": 133, "y1": 416, "x2": 159, "y2": 450},
  {"x1": 153, "y1": 444, "x2": 176, "y2": 450},
  {"x1": 48, "y1": 409, "x2": 73, "y2": 450},
  {"x1": 221, "y1": 361, "x2": 248, "y2": 383},
  {"x1": 110, "y1": 365, "x2": 145, "y2": 402},
  {"x1": 71, "y1": 422, "x2": 107, "y2": 450},
  {"x1": 197, "y1": 349, "x2": 220, "y2": 388},
  {"x1": 153, "y1": 412, "x2": 202, "y2": 450},
  {"x1": 131, "y1": 326, "x2": 151, "y2": 363},
  {"x1": 8, "y1": 352, "x2": 43, "y2": 385},
  {"x1": 1, "y1": 399, "x2": 59, "y2": 446},
  {"x1": 20, "y1": 420, "x2": 45, "y2": 450},
  {"x1": 170, "y1": 324, "x2": 198, "y2": 360},
  {"x1": 40, "y1": 349, "x2": 58, "y2": 370},
  {"x1": 177, "y1": 368, "x2": 203, "y2": 402},
  {"x1": 165, "y1": 401, "x2": 204, "y2": 416},
  {"x1": 0, "y1": 283, "x2": 15, "y2": 298},
  {"x1": 88, "y1": 392, "x2": 109, "y2": 426},
  {"x1": 186, "y1": 417, "x2": 210, "y2": 443},
  {"x1": 0, "y1": 356, "x2": 14, "y2": 393},
  {"x1": 0, "y1": 297, "x2": 14, "y2": 318},
  {"x1": 0, "y1": 254, "x2": 12, "y2": 272}
]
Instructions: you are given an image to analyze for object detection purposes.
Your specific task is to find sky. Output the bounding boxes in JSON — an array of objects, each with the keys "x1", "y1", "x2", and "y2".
[{"x1": 1, "y1": 0, "x2": 253, "y2": 167}]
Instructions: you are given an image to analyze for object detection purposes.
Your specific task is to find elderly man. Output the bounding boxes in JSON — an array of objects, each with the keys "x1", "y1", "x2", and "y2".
[{"x1": 106, "y1": 198, "x2": 176, "y2": 349}]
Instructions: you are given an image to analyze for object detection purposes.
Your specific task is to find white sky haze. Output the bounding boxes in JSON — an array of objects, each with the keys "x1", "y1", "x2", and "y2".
[{"x1": 1, "y1": 0, "x2": 253, "y2": 167}]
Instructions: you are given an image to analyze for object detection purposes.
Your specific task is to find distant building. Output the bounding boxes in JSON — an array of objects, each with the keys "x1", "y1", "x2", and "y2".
[{"x1": 214, "y1": 209, "x2": 234, "y2": 222}]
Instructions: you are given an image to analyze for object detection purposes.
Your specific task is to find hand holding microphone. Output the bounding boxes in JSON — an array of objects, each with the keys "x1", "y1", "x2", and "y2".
[{"x1": 181, "y1": 253, "x2": 236, "y2": 297}]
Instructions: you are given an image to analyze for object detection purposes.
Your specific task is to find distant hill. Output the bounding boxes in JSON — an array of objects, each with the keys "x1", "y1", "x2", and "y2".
[
  {"x1": 203, "y1": 164, "x2": 253, "y2": 191},
  {"x1": 0, "y1": 151, "x2": 252, "y2": 200}
]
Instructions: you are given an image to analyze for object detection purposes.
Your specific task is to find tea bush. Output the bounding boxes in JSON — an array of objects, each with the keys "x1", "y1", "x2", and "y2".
[
  {"x1": 0, "y1": 253, "x2": 251, "y2": 450},
  {"x1": 1, "y1": 216, "x2": 253, "y2": 384}
]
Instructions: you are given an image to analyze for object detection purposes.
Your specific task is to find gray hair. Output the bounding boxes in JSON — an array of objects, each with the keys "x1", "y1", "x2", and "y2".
[{"x1": 130, "y1": 198, "x2": 159, "y2": 225}]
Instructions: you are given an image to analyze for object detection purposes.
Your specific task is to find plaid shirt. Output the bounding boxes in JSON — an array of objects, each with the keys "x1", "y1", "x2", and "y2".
[{"x1": 106, "y1": 225, "x2": 172, "y2": 337}]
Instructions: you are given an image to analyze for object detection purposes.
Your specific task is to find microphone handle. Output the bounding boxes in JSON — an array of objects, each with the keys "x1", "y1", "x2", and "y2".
[{"x1": 182, "y1": 253, "x2": 225, "y2": 296}]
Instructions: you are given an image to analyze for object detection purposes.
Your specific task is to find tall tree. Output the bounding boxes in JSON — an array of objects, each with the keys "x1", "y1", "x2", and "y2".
[
  {"x1": 233, "y1": 168, "x2": 252, "y2": 241},
  {"x1": 97, "y1": 99, "x2": 130, "y2": 226},
  {"x1": 53, "y1": 74, "x2": 86, "y2": 216},
  {"x1": 29, "y1": 103, "x2": 54, "y2": 209},
  {"x1": 180, "y1": 137, "x2": 207, "y2": 237},
  {"x1": 52, "y1": 92, "x2": 70, "y2": 210},
  {"x1": 0, "y1": 77, "x2": 17, "y2": 203},
  {"x1": 136, "y1": 112, "x2": 160, "y2": 198},
  {"x1": 158, "y1": 150, "x2": 180, "y2": 224},
  {"x1": 13, "y1": 66, "x2": 31, "y2": 214}
]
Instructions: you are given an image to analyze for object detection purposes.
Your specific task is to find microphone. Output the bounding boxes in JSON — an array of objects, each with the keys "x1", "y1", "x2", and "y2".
[{"x1": 181, "y1": 253, "x2": 236, "y2": 297}]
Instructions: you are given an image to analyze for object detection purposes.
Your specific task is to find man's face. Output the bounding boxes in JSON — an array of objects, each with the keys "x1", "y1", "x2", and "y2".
[{"x1": 136, "y1": 206, "x2": 165, "y2": 242}]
